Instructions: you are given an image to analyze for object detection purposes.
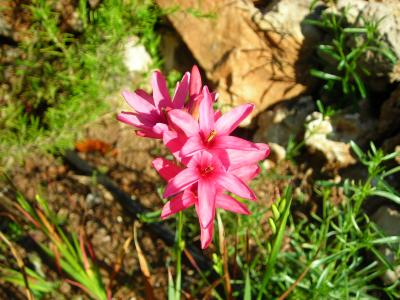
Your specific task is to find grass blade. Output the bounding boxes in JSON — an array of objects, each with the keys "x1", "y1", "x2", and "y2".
[{"x1": 243, "y1": 269, "x2": 251, "y2": 300}]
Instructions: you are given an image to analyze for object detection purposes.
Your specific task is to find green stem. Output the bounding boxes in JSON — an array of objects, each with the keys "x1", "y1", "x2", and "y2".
[
  {"x1": 257, "y1": 188, "x2": 292, "y2": 300},
  {"x1": 175, "y1": 211, "x2": 184, "y2": 300}
]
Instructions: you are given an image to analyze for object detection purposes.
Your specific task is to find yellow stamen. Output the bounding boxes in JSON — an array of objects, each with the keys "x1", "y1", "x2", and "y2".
[
  {"x1": 201, "y1": 166, "x2": 214, "y2": 176},
  {"x1": 206, "y1": 130, "x2": 217, "y2": 143}
]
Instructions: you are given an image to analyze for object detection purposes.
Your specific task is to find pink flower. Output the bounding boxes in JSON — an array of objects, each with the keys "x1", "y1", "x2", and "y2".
[
  {"x1": 117, "y1": 70, "x2": 190, "y2": 138},
  {"x1": 167, "y1": 86, "x2": 258, "y2": 157},
  {"x1": 152, "y1": 151, "x2": 259, "y2": 248}
]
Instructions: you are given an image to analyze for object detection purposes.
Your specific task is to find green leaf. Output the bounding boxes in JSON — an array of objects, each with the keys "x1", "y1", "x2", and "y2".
[
  {"x1": 370, "y1": 247, "x2": 394, "y2": 270},
  {"x1": 370, "y1": 190, "x2": 400, "y2": 204},
  {"x1": 168, "y1": 268, "x2": 175, "y2": 300},
  {"x1": 353, "y1": 72, "x2": 367, "y2": 98},
  {"x1": 343, "y1": 27, "x2": 368, "y2": 34},
  {"x1": 376, "y1": 47, "x2": 398, "y2": 64},
  {"x1": 244, "y1": 269, "x2": 252, "y2": 300},
  {"x1": 371, "y1": 236, "x2": 400, "y2": 245},
  {"x1": 350, "y1": 141, "x2": 365, "y2": 162},
  {"x1": 382, "y1": 166, "x2": 400, "y2": 178},
  {"x1": 310, "y1": 69, "x2": 342, "y2": 81},
  {"x1": 318, "y1": 45, "x2": 341, "y2": 61}
]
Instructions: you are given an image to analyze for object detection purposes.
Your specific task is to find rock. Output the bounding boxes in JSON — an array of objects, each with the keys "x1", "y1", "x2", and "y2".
[
  {"x1": 304, "y1": 102, "x2": 378, "y2": 169},
  {"x1": 262, "y1": 159, "x2": 276, "y2": 170},
  {"x1": 382, "y1": 133, "x2": 400, "y2": 156},
  {"x1": 159, "y1": 28, "x2": 197, "y2": 74},
  {"x1": 250, "y1": 0, "x2": 320, "y2": 42},
  {"x1": 0, "y1": 15, "x2": 12, "y2": 38},
  {"x1": 156, "y1": 0, "x2": 315, "y2": 117},
  {"x1": 124, "y1": 36, "x2": 152, "y2": 74},
  {"x1": 379, "y1": 86, "x2": 400, "y2": 138},
  {"x1": 371, "y1": 206, "x2": 400, "y2": 284},
  {"x1": 254, "y1": 96, "x2": 314, "y2": 148},
  {"x1": 390, "y1": 60, "x2": 400, "y2": 82},
  {"x1": 268, "y1": 143, "x2": 286, "y2": 162},
  {"x1": 335, "y1": 0, "x2": 400, "y2": 60},
  {"x1": 304, "y1": 112, "x2": 356, "y2": 169},
  {"x1": 85, "y1": 192, "x2": 102, "y2": 208},
  {"x1": 88, "y1": 0, "x2": 101, "y2": 9}
]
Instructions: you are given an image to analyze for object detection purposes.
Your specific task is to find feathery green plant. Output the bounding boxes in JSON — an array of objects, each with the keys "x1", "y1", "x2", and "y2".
[{"x1": 0, "y1": 0, "x2": 164, "y2": 169}]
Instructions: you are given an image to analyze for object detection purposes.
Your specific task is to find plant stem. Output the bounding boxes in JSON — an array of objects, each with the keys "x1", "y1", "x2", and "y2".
[
  {"x1": 257, "y1": 188, "x2": 292, "y2": 300},
  {"x1": 175, "y1": 211, "x2": 184, "y2": 300}
]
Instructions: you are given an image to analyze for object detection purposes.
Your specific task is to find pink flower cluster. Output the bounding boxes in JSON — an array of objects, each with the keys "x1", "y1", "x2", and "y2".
[{"x1": 117, "y1": 66, "x2": 269, "y2": 249}]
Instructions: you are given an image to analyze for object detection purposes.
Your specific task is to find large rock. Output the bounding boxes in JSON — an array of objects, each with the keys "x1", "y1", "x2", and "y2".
[
  {"x1": 379, "y1": 86, "x2": 400, "y2": 139},
  {"x1": 123, "y1": 36, "x2": 152, "y2": 74},
  {"x1": 249, "y1": 0, "x2": 320, "y2": 42},
  {"x1": 335, "y1": 0, "x2": 400, "y2": 59},
  {"x1": 371, "y1": 206, "x2": 400, "y2": 285},
  {"x1": 254, "y1": 96, "x2": 314, "y2": 160},
  {"x1": 304, "y1": 108, "x2": 378, "y2": 170},
  {"x1": 304, "y1": 112, "x2": 357, "y2": 170},
  {"x1": 156, "y1": 0, "x2": 315, "y2": 117}
]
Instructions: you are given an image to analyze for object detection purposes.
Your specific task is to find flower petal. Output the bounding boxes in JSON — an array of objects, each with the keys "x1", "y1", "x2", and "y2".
[
  {"x1": 168, "y1": 109, "x2": 199, "y2": 137},
  {"x1": 224, "y1": 143, "x2": 270, "y2": 169},
  {"x1": 161, "y1": 190, "x2": 196, "y2": 219},
  {"x1": 122, "y1": 90, "x2": 156, "y2": 115},
  {"x1": 212, "y1": 135, "x2": 259, "y2": 151},
  {"x1": 230, "y1": 165, "x2": 260, "y2": 182},
  {"x1": 199, "y1": 218, "x2": 214, "y2": 249},
  {"x1": 152, "y1": 158, "x2": 183, "y2": 181},
  {"x1": 181, "y1": 135, "x2": 204, "y2": 157},
  {"x1": 162, "y1": 130, "x2": 189, "y2": 163},
  {"x1": 216, "y1": 193, "x2": 250, "y2": 214},
  {"x1": 189, "y1": 65, "x2": 202, "y2": 99},
  {"x1": 216, "y1": 172, "x2": 256, "y2": 201},
  {"x1": 164, "y1": 168, "x2": 199, "y2": 198},
  {"x1": 188, "y1": 94, "x2": 202, "y2": 119},
  {"x1": 172, "y1": 72, "x2": 190, "y2": 109},
  {"x1": 197, "y1": 178, "x2": 216, "y2": 228},
  {"x1": 117, "y1": 112, "x2": 149, "y2": 128},
  {"x1": 215, "y1": 104, "x2": 254, "y2": 135},
  {"x1": 135, "y1": 89, "x2": 153, "y2": 104},
  {"x1": 136, "y1": 130, "x2": 162, "y2": 139},
  {"x1": 152, "y1": 70, "x2": 171, "y2": 110},
  {"x1": 199, "y1": 86, "x2": 214, "y2": 136},
  {"x1": 214, "y1": 110, "x2": 222, "y2": 121}
]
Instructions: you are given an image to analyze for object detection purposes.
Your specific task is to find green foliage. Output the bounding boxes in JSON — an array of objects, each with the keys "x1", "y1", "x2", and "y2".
[
  {"x1": 268, "y1": 143, "x2": 400, "y2": 299},
  {"x1": 0, "y1": 263, "x2": 59, "y2": 299},
  {"x1": 285, "y1": 134, "x2": 304, "y2": 162},
  {"x1": 307, "y1": 6, "x2": 397, "y2": 104},
  {"x1": 209, "y1": 144, "x2": 399, "y2": 299},
  {"x1": 0, "y1": 0, "x2": 164, "y2": 169},
  {"x1": 316, "y1": 99, "x2": 336, "y2": 118},
  {"x1": 5, "y1": 193, "x2": 108, "y2": 299}
]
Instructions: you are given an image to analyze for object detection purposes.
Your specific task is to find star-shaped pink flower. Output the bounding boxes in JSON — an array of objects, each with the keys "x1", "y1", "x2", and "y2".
[
  {"x1": 117, "y1": 70, "x2": 190, "y2": 138},
  {"x1": 167, "y1": 86, "x2": 258, "y2": 157},
  {"x1": 152, "y1": 151, "x2": 261, "y2": 248}
]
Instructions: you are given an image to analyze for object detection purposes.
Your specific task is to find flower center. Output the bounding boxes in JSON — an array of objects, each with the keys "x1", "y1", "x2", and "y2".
[
  {"x1": 206, "y1": 130, "x2": 217, "y2": 143},
  {"x1": 200, "y1": 165, "x2": 214, "y2": 176}
]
